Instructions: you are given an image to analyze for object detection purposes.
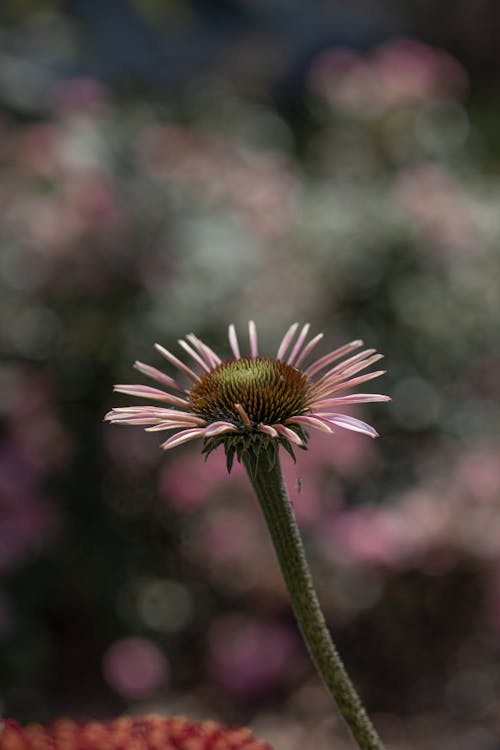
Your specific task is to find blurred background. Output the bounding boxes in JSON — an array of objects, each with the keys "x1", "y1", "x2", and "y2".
[{"x1": 1, "y1": 1, "x2": 500, "y2": 748}]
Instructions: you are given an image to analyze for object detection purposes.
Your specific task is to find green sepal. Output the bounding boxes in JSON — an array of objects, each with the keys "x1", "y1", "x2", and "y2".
[{"x1": 201, "y1": 426, "x2": 309, "y2": 475}]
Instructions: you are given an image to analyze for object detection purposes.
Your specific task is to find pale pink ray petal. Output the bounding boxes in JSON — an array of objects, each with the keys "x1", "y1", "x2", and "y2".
[
  {"x1": 248, "y1": 320, "x2": 258, "y2": 359},
  {"x1": 309, "y1": 370, "x2": 386, "y2": 402},
  {"x1": 146, "y1": 418, "x2": 206, "y2": 432},
  {"x1": 304, "y1": 340, "x2": 364, "y2": 377},
  {"x1": 315, "y1": 351, "x2": 382, "y2": 386},
  {"x1": 312, "y1": 357, "x2": 384, "y2": 394},
  {"x1": 314, "y1": 413, "x2": 379, "y2": 438},
  {"x1": 294, "y1": 332, "x2": 324, "y2": 368},
  {"x1": 287, "y1": 323, "x2": 310, "y2": 366},
  {"x1": 106, "y1": 408, "x2": 191, "y2": 422},
  {"x1": 178, "y1": 339, "x2": 211, "y2": 372},
  {"x1": 186, "y1": 334, "x2": 222, "y2": 368},
  {"x1": 107, "y1": 406, "x2": 191, "y2": 418},
  {"x1": 203, "y1": 422, "x2": 239, "y2": 437},
  {"x1": 276, "y1": 322, "x2": 299, "y2": 360},
  {"x1": 273, "y1": 423, "x2": 304, "y2": 446},
  {"x1": 160, "y1": 428, "x2": 206, "y2": 450},
  {"x1": 104, "y1": 408, "x2": 154, "y2": 420},
  {"x1": 113, "y1": 385, "x2": 190, "y2": 407},
  {"x1": 133, "y1": 361, "x2": 186, "y2": 393},
  {"x1": 313, "y1": 394, "x2": 392, "y2": 408},
  {"x1": 286, "y1": 415, "x2": 334, "y2": 433},
  {"x1": 257, "y1": 424, "x2": 279, "y2": 438},
  {"x1": 317, "y1": 348, "x2": 377, "y2": 378},
  {"x1": 228, "y1": 323, "x2": 241, "y2": 359},
  {"x1": 154, "y1": 343, "x2": 200, "y2": 383},
  {"x1": 106, "y1": 415, "x2": 165, "y2": 425}
]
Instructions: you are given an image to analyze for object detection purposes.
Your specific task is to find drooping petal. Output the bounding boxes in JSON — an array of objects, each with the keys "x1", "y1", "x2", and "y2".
[
  {"x1": 276, "y1": 322, "x2": 299, "y2": 360},
  {"x1": 286, "y1": 415, "x2": 333, "y2": 433},
  {"x1": 146, "y1": 421, "x2": 203, "y2": 432},
  {"x1": 304, "y1": 340, "x2": 364, "y2": 377},
  {"x1": 160, "y1": 428, "x2": 206, "y2": 450},
  {"x1": 257, "y1": 424, "x2": 279, "y2": 438},
  {"x1": 203, "y1": 421, "x2": 239, "y2": 437},
  {"x1": 228, "y1": 323, "x2": 241, "y2": 359},
  {"x1": 106, "y1": 406, "x2": 190, "y2": 418},
  {"x1": 154, "y1": 343, "x2": 200, "y2": 383},
  {"x1": 106, "y1": 415, "x2": 165, "y2": 425},
  {"x1": 249, "y1": 320, "x2": 258, "y2": 358},
  {"x1": 113, "y1": 385, "x2": 190, "y2": 407},
  {"x1": 133, "y1": 361, "x2": 186, "y2": 393},
  {"x1": 287, "y1": 323, "x2": 310, "y2": 366},
  {"x1": 315, "y1": 413, "x2": 379, "y2": 438},
  {"x1": 273, "y1": 423, "x2": 304, "y2": 445}
]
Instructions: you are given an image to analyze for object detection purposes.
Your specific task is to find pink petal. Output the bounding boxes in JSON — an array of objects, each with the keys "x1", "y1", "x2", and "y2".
[
  {"x1": 310, "y1": 370, "x2": 387, "y2": 401},
  {"x1": 113, "y1": 385, "x2": 189, "y2": 407},
  {"x1": 160, "y1": 428, "x2": 206, "y2": 450},
  {"x1": 257, "y1": 424, "x2": 279, "y2": 438},
  {"x1": 186, "y1": 334, "x2": 222, "y2": 368},
  {"x1": 106, "y1": 415, "x2": 163, "y2": 425},
  {"x1": 155, "y1": 343, "x2": 200, "y2": 383},
  {"x1": 313, "y1": 394, "x2": 392, "y2": 408},
  {"x1": 203, "y1": 422, "x2": 239, "y2": 437},
  {"x1": 133, "y1": 361, "x2": 185, "y2": 393},
  {"x1": 228, "y1": 323, "x2": 241, "y2": 359},
  {"x1": 315, "y1": 413, "x2": 379, "y2": 438},
  {"x1": 146, "y1": 418, "x2": 205, "y2": 432},
  {"x1": 304, "y1": 340, "x2": 364, "y2": 377},
  {"x1": 107, "y1": 406, "x2": 190, "y2": 418},
  {"x1": 276, "y1": 322, "x2": 299, "y2": 360},
  {"x1": 286, "y1": 415, "x2": 333, "y2": 433},
  {"x1": 248, "y1": 320, "x2": 258, "y2": 359},
  {"x1": 178, "y1": 339, "x2": 211, "y2": 372},
  {"x1": 294, "y1": 332, "x2": 324, "y2": 368},
  {"x1": 273, "y1": 424, "x2": 304, "y2": 445},
  {"x1": 317, "y1": 352, "x2": 383, "y2": 385},
  {"x1": 287, "y1": 323, "x2": 310, "y2": 366}
]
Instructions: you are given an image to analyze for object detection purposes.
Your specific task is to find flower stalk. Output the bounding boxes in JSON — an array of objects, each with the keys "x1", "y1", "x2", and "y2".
[{"x1": 243, "y1": 447, "x2": 385, "y2": 750}]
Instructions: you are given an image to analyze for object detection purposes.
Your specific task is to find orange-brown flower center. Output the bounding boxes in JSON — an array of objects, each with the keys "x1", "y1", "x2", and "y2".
[{"x1": 188, "y1": 357, "x2": 309, "y2": 428}]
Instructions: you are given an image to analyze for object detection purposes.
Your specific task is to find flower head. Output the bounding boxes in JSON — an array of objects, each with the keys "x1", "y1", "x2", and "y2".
[
  {"x1": 0, "y1": 716, "x2": 272, "y2": 750},
  {"x1": 105, "y1": 322, "x2": 389, "y2": 469}
]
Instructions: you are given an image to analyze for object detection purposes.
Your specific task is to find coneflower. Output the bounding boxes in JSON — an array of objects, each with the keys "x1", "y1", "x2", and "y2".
[
  {"x1": 105, "y1": 322, "x2": 390, "y2": 750},
  {"x1": 105, "y1": 322, "x2": 388, "y2": 470}
]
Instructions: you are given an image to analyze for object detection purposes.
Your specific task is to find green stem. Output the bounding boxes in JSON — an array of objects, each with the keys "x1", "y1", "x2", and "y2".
[{"x1": 243, "y1": 449, "x2": 385, "y2": 750}]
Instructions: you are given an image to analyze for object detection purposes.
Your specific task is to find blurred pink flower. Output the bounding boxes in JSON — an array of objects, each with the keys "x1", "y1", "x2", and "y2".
[
  {"x1": 396, "y1": 164, "x2": 478, "y2": 258},
  {"x1": 136, "y1": 124, "x2": 297, "y2": 240},
  {"x1": 50, "y1": 77, "x2": 111, "y2": 115},
  {"x1": 2, "y1": 366, "x2": 72, "y2": 472},
  {"x1": 102, "y1": 637, "x2": 169, "y2": 699},
  {"x1": 0, "y1": 447, "x2": 60, "y2": 574},
  {"x1": 207, "y1": 614, "x2": 297, "y2": 700},
  {"x1": 310, "y1": 38, "x2": 467, "y2": 116},
  {"x1": 451, "y1": 445, "x2": 500, "y2": 503}
]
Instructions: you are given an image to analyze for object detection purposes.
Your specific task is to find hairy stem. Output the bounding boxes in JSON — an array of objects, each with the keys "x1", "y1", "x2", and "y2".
[{"x1": 243, "y1": 449, "x2": 385, "y2": 750}]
